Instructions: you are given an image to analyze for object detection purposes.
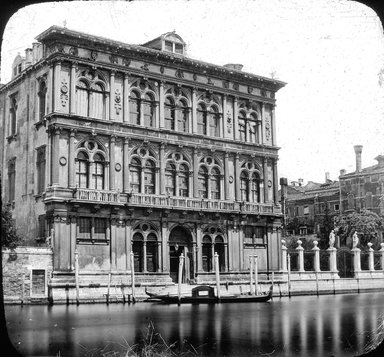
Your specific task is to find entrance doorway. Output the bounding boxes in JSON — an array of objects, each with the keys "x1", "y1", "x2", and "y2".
[{"x1": 169, "y1": 226, "x2": 194, "y2": 283}]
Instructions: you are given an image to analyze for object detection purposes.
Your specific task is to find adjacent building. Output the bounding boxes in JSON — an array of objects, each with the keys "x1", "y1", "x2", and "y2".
[{"x1": 0, "y1": 26, "x2": 286, "y2": 285}]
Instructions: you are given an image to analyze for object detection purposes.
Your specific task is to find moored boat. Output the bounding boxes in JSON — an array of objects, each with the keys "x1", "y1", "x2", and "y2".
[{"x1": 146, "y1": 285, "x2": 273, "y2": 304}]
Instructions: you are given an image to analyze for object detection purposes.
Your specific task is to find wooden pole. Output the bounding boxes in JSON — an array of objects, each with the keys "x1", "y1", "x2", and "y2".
[
  {"x1": 75, "y1": 249, "x2": 79, "y2": 305},
  {"x1": 249, "y1": 255, "x2": 254, "y2": 295},
  {"x1": 254, "y1": 255, "x2": 258, "y2": 295},
  {"x1": 107, "y1": 272, "x2": 111, "y2": 305},
  {"x1": 21, "y1": 272, "x2": 25, "y2": 305},
  {"x1": 287, "y1": 253, "x2": 291, "y2": 298},
  {"x1": 178, "y1": 253, "x2": 185, "y2": 304},
  {"x1": 214, "y1": 252, "x2": 221, "y2": 300},
  {"x1": 130, "y1": 251, "x2": 136, "y2": 303}
]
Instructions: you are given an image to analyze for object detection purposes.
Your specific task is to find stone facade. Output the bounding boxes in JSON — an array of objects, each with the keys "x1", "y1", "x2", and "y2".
[
  {"x1": 0, "y1": 26, "x2": 286, "y2": 287},
  {"x1": 2, "y1": 247, "x2": 53, "y2": 303}
]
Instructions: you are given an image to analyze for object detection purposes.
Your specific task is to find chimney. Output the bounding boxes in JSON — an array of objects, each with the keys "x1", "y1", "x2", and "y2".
[
  {"x1": 325, "y1": 172, "x2": 330, "y2": 183},
  {"x1": 354, "y1": 145, "x2": 363, "y2": 172},
  {"x1": 25, "y1": 48, "x2": 33, "y2": 66},
  {"x1": 298, "y1": 178, "x2": 303, "y2": 186},
  {"x1": 340, "y1": 169, "x2": 346, "y2": 176},
  {"x1": 224, "y1": 63, "x2": 243, "y2": 71}
]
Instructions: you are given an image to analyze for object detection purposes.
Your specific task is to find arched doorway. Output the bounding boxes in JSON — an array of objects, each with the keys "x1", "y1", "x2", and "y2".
[{"x1": 169, "y1": 226, "x2": 194, "y2": 283}]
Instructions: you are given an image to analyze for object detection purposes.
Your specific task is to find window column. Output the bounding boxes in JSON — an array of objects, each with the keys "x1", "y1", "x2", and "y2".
[
  {"x1": 51, "y1": 127, "x2": 60, "y2": 186},
  {"x1": 222, "y1": 95, "x2": 227, "y2": 138},
  {"x1": 263, "y1": 157, "x2": 269, "y2": 203},
  {"x1": 123, "y1": 74, "x2": 129, "y2": 122},
  {"x1": 109, "y1": 71, "x2": 115, "y2": 121},
  {"x1": 234, "y1": 153, "x2": 240, "y2": 201},
  {"x1": 109, "y1": 136, "x2": 116, "y2": 190},
  {"x1": 193, "y1": 147, "x2": 199, "y2": 198},
  {"x1": 271, "y1": 104, "x2": 277, "y2": 146},
  {"x1": 192, "y1": 88, "x2": 197, "y2": 134},
  {"x1": 47, "y1": 64, "x2": 53, "y2": 114},
  {"x1": 273, "y1": 158, "x2": 279, "y2": 204},
  {"x1": 159, "y1": 81, "x2": 165, "y2": 128},
  {"x1": 46, "y1": 128, "x2": 52, "y2": 187},
  {"x1": 70, "y1": 62, "x2": 76, "y2": 114},
  {"x1": 123, "y1": 137, "x2": 130, "y2": 193},
  {"x1": 53, "y1": 61, "x2": 61, "y2": 112},
  {"x1": 159, "y1": 142, "x2": 166, "y2": 195},
  {"x1": 261, "y1": 103, "x2": 265, "y2": 145},
  {"x1": 68, "y1": 129, "x2": 76, "y2": 188},
  {"x1": 143, "y1": 238, "x2": 147, "y2": 272},
  {"x1": 196, "y1": 224, "x2": 203, "y2": 273},
  {"x1": 224, "y1": 152, "x2": 229, "y2": 200},
  {"x1": 233, "y1": 97, "x2": 239, "y2": 140}
]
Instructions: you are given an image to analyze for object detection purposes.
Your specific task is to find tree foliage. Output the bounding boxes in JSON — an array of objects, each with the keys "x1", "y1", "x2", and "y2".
[
  {"x1": 334, "y1": 209, "x2": 384, "y2": 248},
  {"x1": 1, "y1": 204, "x2": 22, "y2": 250}
]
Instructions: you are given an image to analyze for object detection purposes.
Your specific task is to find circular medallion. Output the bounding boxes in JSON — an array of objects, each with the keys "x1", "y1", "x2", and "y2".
[
  {"x1": 229, "y1": 176, "x2": 234, "y2": 183},
  {"x1": 115, "y1": 163, "x2": 121, "y2": 172},
  {"x1": 59, "y1": 156, "x2": 67, "y2": 166}
]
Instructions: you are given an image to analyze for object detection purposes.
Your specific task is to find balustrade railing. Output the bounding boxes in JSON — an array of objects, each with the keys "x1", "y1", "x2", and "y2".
[{"x1": 72, "y1": 189, "x2": 279, "y2": 215}]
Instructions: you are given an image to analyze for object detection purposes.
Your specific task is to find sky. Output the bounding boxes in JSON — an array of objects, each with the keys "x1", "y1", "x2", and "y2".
[{"x1": 1, "y1": 0, "x2": 384, "y2": 185}]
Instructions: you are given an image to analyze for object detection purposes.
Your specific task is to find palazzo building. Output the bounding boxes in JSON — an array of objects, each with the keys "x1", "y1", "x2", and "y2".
[{"x1": 0, "y1": 27, "x2": 286, "y2": 284}]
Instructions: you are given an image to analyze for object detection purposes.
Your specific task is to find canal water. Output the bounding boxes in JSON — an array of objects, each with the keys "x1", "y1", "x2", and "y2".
[{"x1": 4, "y1": 292, "x2": 384, "y2": 357}]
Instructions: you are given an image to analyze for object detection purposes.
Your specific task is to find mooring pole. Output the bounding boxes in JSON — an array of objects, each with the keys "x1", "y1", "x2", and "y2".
[
  {"x1": 107, "y1": 272, "x2": 111, "y2": 305},
  {"x1": 21, "y1": 272, "x2": 25, "y2": 305},
  {"x1": 254, "y1": 255, "x2": 259, "y2": 295},
  {"x1": 287, "y1": 253, "x2": 291, "y2": 298},
  {"x1": 214, "y1": 252, "x2": 221, "y2": 300},
  {"x1": 249, "y1": 255, "x2": 254, "y2": 295},
  {"x1": 130, "y1": 251, "x2": 136, "y2": 303},
  {"x1": 75, "y1": 249, "x2": 79, "y2": 305},
  {"x1": 178, "y1": 253, "x2": 185, "y2": 304}
]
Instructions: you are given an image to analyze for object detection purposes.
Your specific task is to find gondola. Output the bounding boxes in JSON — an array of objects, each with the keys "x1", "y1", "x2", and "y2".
[{"x1": 145, "y1": 285, "x2": 273, "y2": 304}]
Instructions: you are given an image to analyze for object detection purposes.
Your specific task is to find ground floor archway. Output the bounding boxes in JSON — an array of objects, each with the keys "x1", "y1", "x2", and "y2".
[{"x1": 169, "y1": 226, "x2": 194, "y2": 283}]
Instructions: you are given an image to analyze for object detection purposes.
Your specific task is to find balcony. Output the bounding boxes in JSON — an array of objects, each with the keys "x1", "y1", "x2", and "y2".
[{"x1": 71, "y1": 188, "x2": 281, "y2": 215}]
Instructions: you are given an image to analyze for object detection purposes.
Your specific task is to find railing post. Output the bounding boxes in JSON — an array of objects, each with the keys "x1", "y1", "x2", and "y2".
[
  {"x1": 178, "y1": 253, "x2": 185, "y2": 304},
  {"x1": 296, "y1": 239, "x2": 304, "y2": 272},
  {"x1": 130, "y1": 251, "x2": 136, "y2": 303},
  {"x1": 352, "y1": 247, "x2": 361, "y2": 273},
  {"x1": 75, "y1": 249, "x2": 79, "y2": 305},
  {"x1": 312, "y1": 240, "x2": 320, "y2": 272},
  {"x1": 368, "y1": 242, "x2": 375, "y2": 271},
  {"x1": 327, "y1": 246, "x2": 338, "y2": 273},
  {"x1": 281, "y1": 240, "x2": 287, "y2": 272},
  {"x1": 214, "y1": 252, "x2": 221, "y2": 300},
  {"x1": 380, "y1": 243, "x2": 384, "y2": 270}
]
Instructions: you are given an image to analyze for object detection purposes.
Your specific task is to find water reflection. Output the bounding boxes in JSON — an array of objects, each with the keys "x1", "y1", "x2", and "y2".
[{"x1": 5, "y1": 292, "x2": 384, "y2": 357}]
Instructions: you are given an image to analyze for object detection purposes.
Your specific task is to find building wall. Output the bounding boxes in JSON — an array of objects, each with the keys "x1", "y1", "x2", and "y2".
[{"x1": 1, "y1": 26, "x2": 285, "y2": 280}]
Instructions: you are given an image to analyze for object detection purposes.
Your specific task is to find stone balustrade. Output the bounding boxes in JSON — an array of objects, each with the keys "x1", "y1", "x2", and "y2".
[
  {"x1": 282, "y1": 239, "x2": 384, "y2": 278},
  {"x1": 72, "y1": 189, "x2": 280, "y2": 215}
]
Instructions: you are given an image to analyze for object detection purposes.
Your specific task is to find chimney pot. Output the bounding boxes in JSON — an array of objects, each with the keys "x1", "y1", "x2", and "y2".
[{"x1": 353, "y1": 145, "x2": 363, "y2": 172}]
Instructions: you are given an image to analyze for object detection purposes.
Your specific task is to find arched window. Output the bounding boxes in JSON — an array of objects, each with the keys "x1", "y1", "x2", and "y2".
[
  {"x1": 92, "y1": 153, "x2": 105, "y2": 190},
  {"x1": 76, "y1": 80, "x2": 89, "y2": 117},
  {"x1": 208, "y1": 106, "x2": 220, "y2": 137},
  {"x1": 129, "y1": 91, "x2": 141, "y2": 125},
  {"x1": 38, "y1": 81, "x2": 47, "y2": 121},
  {"x1": 215, "y1": 236, "x2": 225, "y2": 272},
  {"x1": 249, "y1": 113, "x2": 258, "y2": 143},
  {"x1": 210, "y1": 167, "x2": 221, "y2": 200},
  {"x1": 144, "y1": 160, "x2": 156, "y2": 194},
  {"x1": 251, "y1": 172, "x2": 260, "y2": 203},
  {"x1": 132, "y1": 233, "x2": 144, "y2": 272},
  {"x1": 240, "y1": 171, "x2": 249, "y2": 201},
  {"x1": 91, "y1": 83, "x2": 105, "y2": 119},
  {"x1": 198, "y1": 166, "x2": 208, "y2": 198},
  {"x1": 165, "y1": 162, "x2": 176, "y2": 196},
  {"x1": 177, "y1": 99, "x2": 189, "y2": 132},
  {"x1": 130, "y1": 158, "x2": 141, "y2": 193},
  {"x1": 76, "y1": 152, "x2": 89, "y2": 188},
  {"x1": 197, "y1": 104, "x2": 207, "y2": 135},
  {"x1": 164, "y1": 97, "x2": 175, "y2": 130},
  {"x1": 238, "y1": 110, "x2": 246, "y2": 142},
  {"x1": 178, "y1": 163, "x2": 189, "y2": 197},
  {"x1": 143, "y1": 93, "x2": 155, "y2": 127},
  {"x1": 146, "y1": 233, "x2": 158, "y2": 272},
  {"x1": 202, "y1": 235, "x2": 212, "y2": 272}
]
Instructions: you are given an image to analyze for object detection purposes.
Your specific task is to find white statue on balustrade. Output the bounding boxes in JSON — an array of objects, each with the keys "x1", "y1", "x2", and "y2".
[
  {"x1": 352, "y1": 231, "x2": 359, "y2": 249},
  {"x1": 329, "y1": 230, "x2": 335, "y2": 249}
]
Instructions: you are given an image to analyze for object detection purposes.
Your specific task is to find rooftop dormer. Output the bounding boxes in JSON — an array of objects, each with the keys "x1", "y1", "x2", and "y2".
[{"x1": 142, "y1": 31, "x2": 186, "y2": 55}]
